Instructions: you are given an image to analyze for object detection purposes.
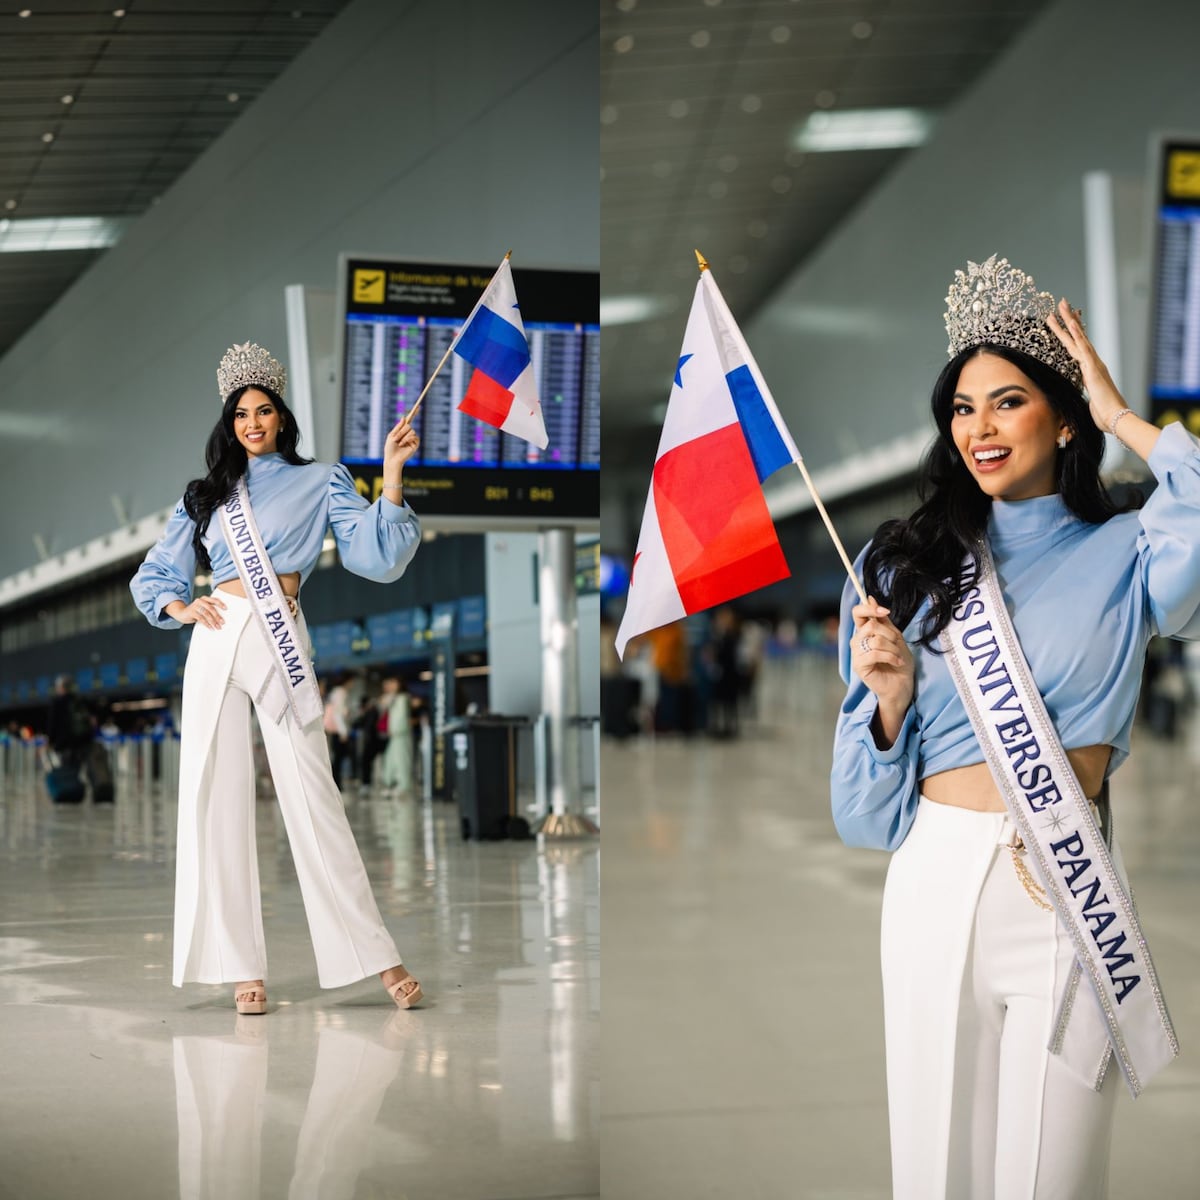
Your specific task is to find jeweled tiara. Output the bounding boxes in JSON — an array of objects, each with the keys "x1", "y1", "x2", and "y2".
[
  {"x1": 216, "y1": 341, "x2": 287, "y2": 403},
  {"x1": 944, "y1": 255, "x2": 1082, "y2": 390}
]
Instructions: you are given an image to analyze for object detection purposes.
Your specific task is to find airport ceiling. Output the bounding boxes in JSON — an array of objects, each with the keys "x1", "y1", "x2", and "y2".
[
  {"x1": 0, "y1": 0, "x2": 352, "y2": 359},
  {"x1": 601, "y1": 0, "x2": 1049, "y2": 467}
]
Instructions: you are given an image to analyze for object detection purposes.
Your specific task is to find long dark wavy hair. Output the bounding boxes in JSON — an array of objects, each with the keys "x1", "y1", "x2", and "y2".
[
  {"x1": 863, "y1": 342, "x2": 1134, "y2": 648},
  {"x1": 183, "y1": 385, "x2": 313, "y2": 571}
]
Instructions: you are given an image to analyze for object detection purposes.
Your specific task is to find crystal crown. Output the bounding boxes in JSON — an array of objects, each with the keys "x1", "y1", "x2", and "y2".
[
  {"x1": 216, "y1": 341, "x2": 287, "y2": 403},
  {"x1": 943, "y1": 255, "x2": 1082, "y2": 390}
]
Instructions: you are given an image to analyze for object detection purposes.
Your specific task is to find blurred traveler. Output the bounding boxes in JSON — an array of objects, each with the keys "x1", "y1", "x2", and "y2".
[
  {"x1": 600, "y1": 612, "x2": 641, "y2": 739},
  {"x1": 324, "y1": 673, "x2": 352, "y2": 789},
  {"x1": 833, "y1": 258, "x2": 1194, "y2": 1195},
  {"x1": 353, "y1": 690, "x2": 386, "y2": 790},
  {"x1": 45, "y1": 676, "x2": 90, "y2": 803},
  {"x1": 707, "y1": 607, "x2": 741, "y2": 739},
  {"x1": 47, "y1": 675, "x2": 92, "y2": 766},
  {"x1": 378, "y1": 677, "x2": 413, "y2": 793},
  {"x1": 130, "y1": 341, "x2": 423, "y2": 1016},
  {"x1": 648, "y1": 619, "x2": 694, "y2": 734}
]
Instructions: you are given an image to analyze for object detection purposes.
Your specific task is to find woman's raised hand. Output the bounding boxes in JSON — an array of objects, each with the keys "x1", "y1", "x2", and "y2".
[
  {"x1": 1046, "y1": 298, "x2": 1127, "y2": 430},
  {"x1": 850, "y1": 596, "x2": 914, "y2": 745},
  {"x1": 383, "y1": 413, "x2": 420, "y2": 472}
]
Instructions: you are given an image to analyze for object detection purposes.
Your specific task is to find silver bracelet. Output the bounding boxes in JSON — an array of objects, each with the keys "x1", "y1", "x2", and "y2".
[
  {"x1": 380, "y1": 482, "x2": 403, "y2": 490},
  {"x1": 1108, "y1": 408, "x2": 1135, "y2": 443}
]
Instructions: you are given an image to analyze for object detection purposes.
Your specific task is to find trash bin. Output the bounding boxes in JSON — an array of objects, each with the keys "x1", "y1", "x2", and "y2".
[{"x1": 457, "y1": 716, "x2": 531, "y2": 841}]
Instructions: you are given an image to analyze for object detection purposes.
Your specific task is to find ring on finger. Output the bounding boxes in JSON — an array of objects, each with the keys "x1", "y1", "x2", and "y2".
[{"x1": 859, "y1": 634, "x2": 873, "y2": 654}]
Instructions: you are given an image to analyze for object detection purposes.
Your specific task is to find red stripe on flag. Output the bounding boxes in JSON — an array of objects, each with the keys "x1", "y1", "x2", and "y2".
[
  {"x1": 458, "y1": 370, "x2": 515, "y2": 428},
  {"x1": 652, "y1": 423, "x2": 789, "y2": 613}
]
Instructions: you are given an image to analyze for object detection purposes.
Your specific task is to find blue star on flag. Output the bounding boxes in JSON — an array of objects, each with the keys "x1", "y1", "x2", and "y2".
[{"x1": 674, "y1": 353, "x2": 693, "y2": 388}]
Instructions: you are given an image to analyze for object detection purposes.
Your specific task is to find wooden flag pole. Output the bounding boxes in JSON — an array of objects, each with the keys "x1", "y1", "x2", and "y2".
[
  {"x1": 693, "y1": 247, "x2": 869, "y2": 607},
  {"x1": 793, "y1": 457, "x2": 868, "y2": 605},
  {"x1": 405, "y1": 341, "x2": 455, "y2": 423},
  {"x1": 405, "y1": 250, "x2": 512, "y2": 423}
]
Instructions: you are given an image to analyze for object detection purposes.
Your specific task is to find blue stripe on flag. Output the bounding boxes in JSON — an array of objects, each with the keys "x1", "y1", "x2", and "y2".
[
  {"x1": 725, "y1": 364, "x2": 792, "y2": 482},
  {"x1": 455, "y1": 307, "x2": 530, "y2": 388}
]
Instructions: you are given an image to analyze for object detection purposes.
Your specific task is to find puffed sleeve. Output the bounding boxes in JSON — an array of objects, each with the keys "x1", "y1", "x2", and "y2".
[
  {"x1": 129, "y1": 500, "x2": 196, "y2": 630},
  {"x1": 1138, "y1": 422, "x2": 1200, "y2": 638},
  {"x1": 829, "y1": 544, "x2": 921, "y2": 851},
  {"x1": 327, "y1": 464, "x2": 421, "y2": 583}
]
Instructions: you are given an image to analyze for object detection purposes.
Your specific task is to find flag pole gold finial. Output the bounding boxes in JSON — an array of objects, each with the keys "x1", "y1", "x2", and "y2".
[
  {"x1": 694, "y1": 249, "x2": 709, "y2": 273},
  {"x1": 505, "y1": 249, "x2": 512, "y2": 260}
]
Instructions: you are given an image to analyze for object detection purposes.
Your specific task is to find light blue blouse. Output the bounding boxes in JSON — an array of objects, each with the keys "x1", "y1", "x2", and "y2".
[
  {"x1": 831, "y1": 421, "x2": 1200, "y2": 851},
  {"x1": 130, "y1": 453, "x2": 419, "y2": 630}
]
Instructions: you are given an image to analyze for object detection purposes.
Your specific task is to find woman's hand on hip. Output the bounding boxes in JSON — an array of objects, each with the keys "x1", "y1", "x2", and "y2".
[
  {"x1": 850, "y1": 596, "x2": 914, "y2": 712},
  {"x1": 176, "y1": 595, "x2": 227, "y2": 630}
]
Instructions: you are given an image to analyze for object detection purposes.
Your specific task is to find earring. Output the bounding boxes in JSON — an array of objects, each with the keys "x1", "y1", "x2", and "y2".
[{"x1": 1057, "y1": 434, "x2": 1068, "y2": 449}]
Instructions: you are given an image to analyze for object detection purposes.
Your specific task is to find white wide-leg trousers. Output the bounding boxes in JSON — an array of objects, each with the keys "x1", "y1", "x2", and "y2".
[
  {"x1": 881, "y1": 798, "x2": 1117, "y2": 1200},
  {"x1": 173, "y1": 591, "x2": 401, "y2": 988}
]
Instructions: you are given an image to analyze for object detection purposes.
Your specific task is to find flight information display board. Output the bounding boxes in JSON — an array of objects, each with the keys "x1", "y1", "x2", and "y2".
[
  {"x1": 1149, "y1": 140, "x2": 1200, "y2": 434},
  {"x1": 337, "y1": 256, "x2": 599, "y2": 523}
]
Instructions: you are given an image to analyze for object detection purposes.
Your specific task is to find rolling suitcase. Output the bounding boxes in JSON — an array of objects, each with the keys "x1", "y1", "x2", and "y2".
[
  {"x1": 85, "y1": 742, "x2": 115, "y2": 803},
  {"x1": 46, "y1": 763, "x2": 85, "y2": 804}
]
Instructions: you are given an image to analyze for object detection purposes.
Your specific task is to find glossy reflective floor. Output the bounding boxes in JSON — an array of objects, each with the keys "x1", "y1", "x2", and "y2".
[
  {"x1": 603, "y1": 656, "x2": 1200, "y2": 1199},
  {"x1": 0, "y1": 770, "x2": 598, "y2": 1200}
]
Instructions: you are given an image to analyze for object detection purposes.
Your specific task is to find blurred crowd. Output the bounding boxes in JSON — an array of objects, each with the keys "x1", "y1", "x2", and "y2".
[
  {"x1": 601, "y1": 605, "x2": 1200, "y2": 747},
  {"x1": 600, "y1": 606, "x2": 839, "y2": 740}
]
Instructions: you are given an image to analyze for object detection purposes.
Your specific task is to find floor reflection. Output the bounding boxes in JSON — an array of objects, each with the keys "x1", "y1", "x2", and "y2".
[{"x1": 0, "y1": 784, "x2": 599, "y2": 1200}]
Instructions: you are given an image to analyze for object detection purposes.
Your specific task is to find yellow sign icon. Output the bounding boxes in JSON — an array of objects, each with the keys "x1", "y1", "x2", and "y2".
[
  {"x1": 1166, "y1": 150, "x2": 1200, "y2": 200},
  {"x1": 352, "y1": 269, "x2": 385, "y2": 304}
]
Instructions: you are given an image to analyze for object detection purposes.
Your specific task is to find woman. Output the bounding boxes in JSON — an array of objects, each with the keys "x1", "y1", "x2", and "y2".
[
  {"x1": 832, "y1": 256, "x2": 1200, "y2": 1197},
  {"x1": 378, "y1": 676, "x2": 413, "y2": 793},
  {"x1": 131, "y1": 341, "x2": 423, "y2": 1015}
]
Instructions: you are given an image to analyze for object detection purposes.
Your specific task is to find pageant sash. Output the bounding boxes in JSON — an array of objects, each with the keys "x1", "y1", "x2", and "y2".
[
  {"x1": 218, "y1": 478, "x2": 323, "y2": 729},
  {"x1": 940, "y1": 543, "x2": 1177, "y2": 1097}
]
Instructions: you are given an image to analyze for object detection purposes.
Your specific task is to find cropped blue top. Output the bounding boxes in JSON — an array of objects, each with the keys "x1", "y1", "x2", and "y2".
[
  {"x1": 130, "y1": 453, "x2": 419, "y2": 630},
  {"x1": 831, "y1": 422, "x2": 1200, "y2": 851}
]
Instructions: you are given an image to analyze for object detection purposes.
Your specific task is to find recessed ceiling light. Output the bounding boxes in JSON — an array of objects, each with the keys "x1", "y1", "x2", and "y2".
[
  {"x1": 668, "y1": 99, "x2": 689, "y2": 119},
  {"x1": 0, "y1": 216, "x2": 128, "y2": 253},
  {"x1": 227, "y1": 92, "x2": 240, "y2": 102},
  {"x1": 61, "y1": 94, "x2": 74, "y2": 105},
  {"x1": 690, "y1": 30, "x2": 710, "y2": 48},
  {"x1": 851, "y1": 21, "x2": 873, "y2": 39},
  {"x1": 614, "y1": 34, "x2": 634, "y2": 53},
  {"x1": 600, "y1": 105, "x2": 618, "y2": 125},
  {"x1": 600, "y1": 295, "x2": 672, "y2": 326},
  {"x1": 41, "y1": 132, "x2": 54, "y2": 143},
  {"x1": 113, "y1": 8, "x2": 126, "y2": 16},
  {"x1": 4, "y1": 200, "x2": 16, "y2": 210},
  {"x1": 741, "y1": 94, "x2": 762, "y2": 114},
  {"x1": 615, "y1": 0, "x2": 637, "y2": 11},
  {"x1": 795, "y1": 108, "x2": 934, "y2": 152},
  {"x1": 18, "y1": 9, "x2": 32, "y2": 18},
  {"x1": 770, "y1": 26, "x2": 791, "y2": 44}
]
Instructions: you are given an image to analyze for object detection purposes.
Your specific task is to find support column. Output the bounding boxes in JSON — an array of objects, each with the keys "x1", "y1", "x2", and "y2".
[{"x1": 534, "y1": 527, "x2": 597, "y2": 837}]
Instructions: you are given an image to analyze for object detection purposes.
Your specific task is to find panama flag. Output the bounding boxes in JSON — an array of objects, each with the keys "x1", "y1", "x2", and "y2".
[
  {"x1": 615, "y1": 266, "x2": 802, "y2": 659},
  {"x1": 448, "y1": 256, "x2": 549, "y2": 449}
]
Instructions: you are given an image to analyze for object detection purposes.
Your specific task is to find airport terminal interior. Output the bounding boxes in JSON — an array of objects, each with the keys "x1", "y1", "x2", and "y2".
[{"x1": 5, "y1": 0, "x2": 1200, "y2": 1197}]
